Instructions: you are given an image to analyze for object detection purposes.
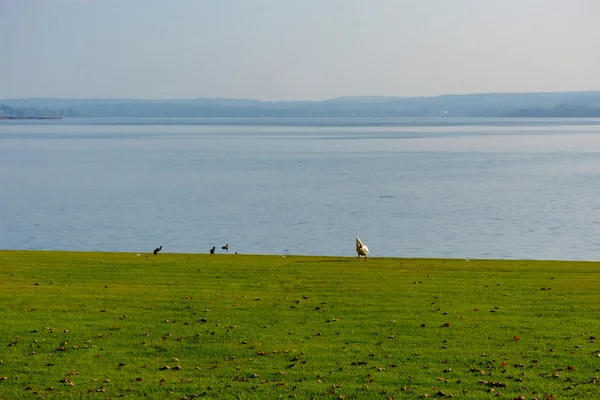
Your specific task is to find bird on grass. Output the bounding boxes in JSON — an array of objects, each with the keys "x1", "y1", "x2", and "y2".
[
  {"x1": 210, "y1": 246, "x2": 216, "y2": 255},
  {"x1": 222, "y1": 244, "x2": 229, "y2": 252},
  {"x1": 356, "y1": 237, "x2": 369, "y2": 261},
  {"x1": 153, "y1": 245, "x2": 162, "y2": 255}
]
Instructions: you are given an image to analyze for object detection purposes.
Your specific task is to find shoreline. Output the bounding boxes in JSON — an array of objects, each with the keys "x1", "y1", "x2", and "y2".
[
  {"x1": 0, "y1": 116, "x2": 62, "y2": 120},
  {"x1": 0, "y1": 249, "x2": 597, "y2": 262}
]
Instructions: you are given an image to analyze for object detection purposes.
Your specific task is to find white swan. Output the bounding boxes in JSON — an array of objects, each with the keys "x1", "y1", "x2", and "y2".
[{"x1": 356, "y1": 237, "x2": 369, "y2": 261}]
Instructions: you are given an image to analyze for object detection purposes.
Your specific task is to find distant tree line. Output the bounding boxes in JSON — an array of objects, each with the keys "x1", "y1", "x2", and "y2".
[
  {"x1": 0, "y1": 104, "x2": 72, "y2": 118},
  {"x1": 2, "y1": 92, "x2": 600, "y2": 118},
  {"x1": 502, "y1": 104, "x2": 600, "y2": 117}
]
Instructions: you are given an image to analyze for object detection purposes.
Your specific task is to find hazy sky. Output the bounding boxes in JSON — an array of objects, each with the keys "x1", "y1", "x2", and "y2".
[{"x1": 2, "y1": 0, "x2": 599, "y2": 100}]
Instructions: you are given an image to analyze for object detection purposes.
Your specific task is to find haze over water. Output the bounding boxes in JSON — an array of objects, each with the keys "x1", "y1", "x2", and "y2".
[{"x1": 2, "y1": 118, "x2": 600, "y2": 260}]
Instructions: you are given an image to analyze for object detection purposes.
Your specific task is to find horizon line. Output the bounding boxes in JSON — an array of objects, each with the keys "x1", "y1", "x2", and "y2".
[{"x1": 3, "y1": 89, "x2": 600, "y2": 103}]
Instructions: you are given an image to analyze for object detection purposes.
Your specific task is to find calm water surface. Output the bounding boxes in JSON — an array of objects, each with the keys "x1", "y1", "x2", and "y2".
[{"x1": 2, "y1": 118, "x2": 600, "y2": 260}]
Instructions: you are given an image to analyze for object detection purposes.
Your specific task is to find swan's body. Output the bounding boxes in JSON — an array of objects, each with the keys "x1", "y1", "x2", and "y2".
[
  {"x1": 222, "y1": 244, "x2": 228, "y2": 252},
  {"x1": 356, "y1": 237, "x2": 369, "y2": 261},
  {"x1": 210, "y1": 246, "x2": 216, "y2": 255},
  {"x1": 153, "y1": 245, "x2": 162, "y2": 255}
]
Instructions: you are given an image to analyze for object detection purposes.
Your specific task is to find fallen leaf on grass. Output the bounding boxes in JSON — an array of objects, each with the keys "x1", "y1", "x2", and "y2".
[{"x1": 479, "y1": 380, "x2": 507, "y2": 387}]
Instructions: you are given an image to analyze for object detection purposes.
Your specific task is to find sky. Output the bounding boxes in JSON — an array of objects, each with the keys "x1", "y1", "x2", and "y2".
[{"x1": 1, "y1": 0, "x2": 600, "y2": 101}]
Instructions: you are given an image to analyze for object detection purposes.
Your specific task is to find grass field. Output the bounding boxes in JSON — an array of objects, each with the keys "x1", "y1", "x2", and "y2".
[{"x1": 1, "y1": 250, "x2": 600, "y2": 399}]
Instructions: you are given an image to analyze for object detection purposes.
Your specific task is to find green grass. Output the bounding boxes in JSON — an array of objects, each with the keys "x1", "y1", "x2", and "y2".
[{"x1": 1, "y1": 251, "x2": 600, "y2": 399}]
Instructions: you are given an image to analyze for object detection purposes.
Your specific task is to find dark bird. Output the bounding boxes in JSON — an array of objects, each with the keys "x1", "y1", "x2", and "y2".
[
  {"x1": 153, "y1": 245, "x2": 162, "y2": 255},
  {"x1": 222, "y1": 244, "x2": 228, "y2": 252},
  {"x1": 210, "y1": 246, "x2": 215, "y2": 255}
]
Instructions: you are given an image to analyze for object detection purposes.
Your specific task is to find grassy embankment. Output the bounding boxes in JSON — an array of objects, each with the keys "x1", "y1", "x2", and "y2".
[{"x1": 1, "y1": 251, "x2": 599, "y2": 399}]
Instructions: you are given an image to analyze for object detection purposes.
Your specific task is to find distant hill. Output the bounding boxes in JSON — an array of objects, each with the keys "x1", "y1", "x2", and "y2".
[{"x1": 2, "y1": 91, "x2": 600, "y2": 118}]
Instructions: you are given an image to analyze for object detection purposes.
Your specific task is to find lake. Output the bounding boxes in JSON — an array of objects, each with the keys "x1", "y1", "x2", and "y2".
[{"x1": 2, "y1": 117, "x2": 600, "y2": 260}]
